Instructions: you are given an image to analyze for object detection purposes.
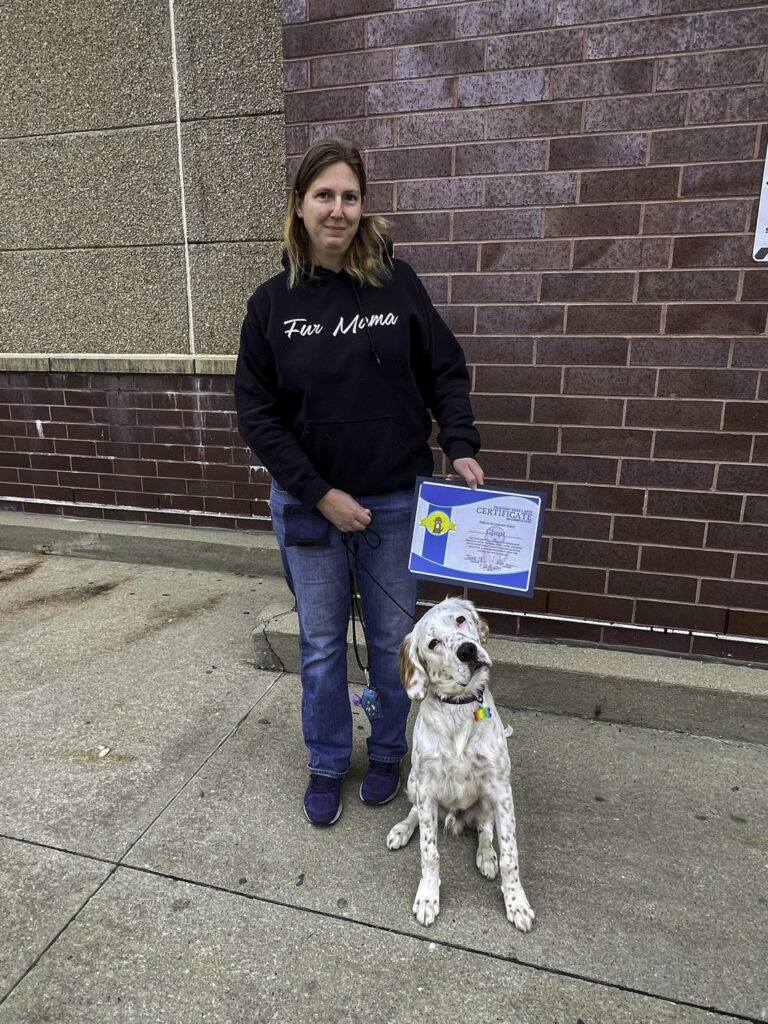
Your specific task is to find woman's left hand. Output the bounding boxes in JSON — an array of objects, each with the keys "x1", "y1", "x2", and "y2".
[
  {"x1": 449, "y1": 457, "x2": 485, "y2": 489},
  {"x1": 316, "y1": 488, "x2": 372, "y2": 532}
]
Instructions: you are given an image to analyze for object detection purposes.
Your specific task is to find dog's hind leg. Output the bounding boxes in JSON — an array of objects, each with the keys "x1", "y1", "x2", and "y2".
[
  {"x1": 387, "y1": 805, "x2": 419, "y2": 850},
  {"x1": 494, "y1": 786, "x2": 534, "y2": 932}
]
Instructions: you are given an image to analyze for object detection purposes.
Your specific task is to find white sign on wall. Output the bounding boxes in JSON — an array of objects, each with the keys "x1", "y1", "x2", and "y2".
[{"x1": 754, "y1": 147, "x2": 768, "y2": 262}]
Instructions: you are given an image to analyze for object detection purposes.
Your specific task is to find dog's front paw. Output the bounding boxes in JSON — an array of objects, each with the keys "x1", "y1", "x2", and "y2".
[
  {"x1": 476, "y1": 845, "x2": 498, "y2": 879},
  {"x1": 387, "y1": 822, "x2": 412, "y2": 850},
  {"x1": 504, "y1": 885, "x2": 535, "y2": 932},
  {"x1": 413, "y1": 880, "x2": 440, "y2": 926}
]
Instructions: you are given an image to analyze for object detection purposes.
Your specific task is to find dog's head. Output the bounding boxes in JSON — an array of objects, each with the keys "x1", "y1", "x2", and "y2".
[{"x1": 399, "y1": 597, "x2": 491, "y2": 702}]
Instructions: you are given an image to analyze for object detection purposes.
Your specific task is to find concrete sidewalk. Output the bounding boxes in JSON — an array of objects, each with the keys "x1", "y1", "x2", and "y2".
[
  {"x1": 0, "y1": 526, "x2": 767, "y2": 1022},
  {"x1": 2, "y1": 510, "x2": 767, "y2": 746}
]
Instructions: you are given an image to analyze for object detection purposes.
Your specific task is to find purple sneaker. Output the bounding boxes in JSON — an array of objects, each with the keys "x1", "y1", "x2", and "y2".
[
  {"x1": 303, "y1": 774, "x2": 343, "y2": 826},
  {"x1": 360, "y1": 760, "x2": 401, "y2": 805}
]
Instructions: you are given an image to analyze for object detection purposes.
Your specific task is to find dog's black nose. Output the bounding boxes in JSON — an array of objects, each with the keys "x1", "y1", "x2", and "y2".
[{"x1": 456, "y1": 642, "x2": 476, "y2": 663}]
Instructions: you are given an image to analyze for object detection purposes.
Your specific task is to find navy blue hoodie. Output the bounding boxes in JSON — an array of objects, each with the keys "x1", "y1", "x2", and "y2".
[{"x1": 235, "y1": 255, "x2": 481, "y2": 509}]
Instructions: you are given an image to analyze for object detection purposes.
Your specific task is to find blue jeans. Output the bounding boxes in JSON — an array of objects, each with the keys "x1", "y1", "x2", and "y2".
[{"x1": 269, "y1": 483, "x2": 420, "y2": 778}]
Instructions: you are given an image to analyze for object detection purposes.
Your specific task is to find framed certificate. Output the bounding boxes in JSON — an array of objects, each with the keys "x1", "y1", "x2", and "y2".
[{"x1": 407, "y1": 478, "x2": 547, "y2": 597}]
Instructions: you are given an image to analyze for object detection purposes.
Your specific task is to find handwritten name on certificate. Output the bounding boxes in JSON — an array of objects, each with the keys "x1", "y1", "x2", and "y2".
[{"x1": 408, "y1": 478, "x2": 547, "y2": 597}]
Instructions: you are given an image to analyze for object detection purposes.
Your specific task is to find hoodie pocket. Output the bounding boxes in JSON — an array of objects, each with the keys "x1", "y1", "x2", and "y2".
[{"x1": 300, "y1": 417, "x2": 416, "y2": 495}]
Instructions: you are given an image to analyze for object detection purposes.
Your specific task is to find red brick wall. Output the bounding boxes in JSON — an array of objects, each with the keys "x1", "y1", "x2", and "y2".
[
  {"x1": 0, "y1": 371, "x2": 271, "y2": 531},
  {"x1": 1, "y1": 358, "x2": 767, "y2": 661},
  {"x1": 278, "y1": 2, "x2": 768, "y2": 661}
]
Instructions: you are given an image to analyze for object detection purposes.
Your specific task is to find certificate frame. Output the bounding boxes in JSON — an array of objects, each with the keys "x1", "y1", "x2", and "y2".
[{"x1": 407, "y1": 477, "x2": 547, "y2": 598}]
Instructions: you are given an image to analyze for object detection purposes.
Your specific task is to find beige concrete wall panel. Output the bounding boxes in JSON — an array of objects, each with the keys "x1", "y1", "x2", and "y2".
[
  {"x1": 173, "y1": 0, "x2": 283, "y2": 119},
  {"x1": 0, "y1": 1, "x2": 175, "y2": 137},
  {"x1": 0, "y1": 248, "x2": 189, "y2": 354},
  {"x1": 189, "y1": 241, "x2": 282, "y2": 355},
  {"x1": 181, "y1": 116, "x2": 285, "y2": 243},
  {"x1": 0, "y1": 128, "x2": 183, "y2": 249}
]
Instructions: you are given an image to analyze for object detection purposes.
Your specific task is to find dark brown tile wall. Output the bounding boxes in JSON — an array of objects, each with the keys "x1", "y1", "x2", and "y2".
[
  {"x1": 1, "y1": 363, "x2": 764, "y2": 666},
  {"x1": 277, "y1": 1, "x2": 768, "y2": 663}
]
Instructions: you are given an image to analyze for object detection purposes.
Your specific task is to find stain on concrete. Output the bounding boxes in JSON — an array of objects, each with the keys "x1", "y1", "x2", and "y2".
[
  {"x1": 6, "y1": 575, "x2": 134, "y2": 613},
  {"x1": 118, "y1": 591, "x2": 228, "y2": 647},
  {"x1": 0, "y1": 559, "x2": 45, "y2": 585},
  {"x1": 146, "y1": 592, "x2": 226, "y2": 628}
]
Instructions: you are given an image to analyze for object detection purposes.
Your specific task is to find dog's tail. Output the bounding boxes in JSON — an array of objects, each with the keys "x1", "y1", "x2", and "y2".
[{"x1": 444, "y1": 809, "x2": 465, "y2": 836}]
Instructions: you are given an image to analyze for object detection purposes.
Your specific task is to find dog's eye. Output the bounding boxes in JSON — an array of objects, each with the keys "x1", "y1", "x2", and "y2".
[
  {"x1": 428, "y1": 638, "x2": 440, "y2": 649},
  {"x1": 456, "y1": 615, "x2": 466, "y2": 625}
]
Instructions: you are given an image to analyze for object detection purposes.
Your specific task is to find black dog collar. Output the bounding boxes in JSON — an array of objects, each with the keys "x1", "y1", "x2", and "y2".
[{"x1": 435, "y1": 692, "x2": 482, "y2": 706}]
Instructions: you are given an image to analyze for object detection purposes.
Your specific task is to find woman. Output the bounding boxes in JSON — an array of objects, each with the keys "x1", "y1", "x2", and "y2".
[{"x1": 235, "y1": 139, "x2": 484, "y2": 826}]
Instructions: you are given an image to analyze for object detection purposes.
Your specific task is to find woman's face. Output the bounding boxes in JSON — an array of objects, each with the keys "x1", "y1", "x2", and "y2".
[{"x1": 296, "y1": 161, "x2": 363, "y2": 271}]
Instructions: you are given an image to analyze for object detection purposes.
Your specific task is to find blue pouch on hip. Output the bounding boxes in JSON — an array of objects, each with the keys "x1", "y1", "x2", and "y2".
[{"x1": 283, "y1": 505, "x2": 332, "y2": 547}]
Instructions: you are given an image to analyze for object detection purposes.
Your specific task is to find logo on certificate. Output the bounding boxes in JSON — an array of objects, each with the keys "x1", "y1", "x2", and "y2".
[{"x1": 419, "y1": 511, "x2": 456, "y2": 535}]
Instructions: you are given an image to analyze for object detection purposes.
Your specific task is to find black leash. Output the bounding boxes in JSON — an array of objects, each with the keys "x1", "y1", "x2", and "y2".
[
  {"x1": 342, "y1": 530, "x2": 373, "y2": 679},
  {"x1": 342, "y1": 529, "x2": 417, "y2": 623},
  {"x1": 341, "y1": 528, "x2": 416, "y2": 722}
]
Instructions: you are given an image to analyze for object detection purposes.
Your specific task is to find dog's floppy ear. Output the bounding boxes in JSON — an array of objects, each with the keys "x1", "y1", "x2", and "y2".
[
  {"x1": 398, "y1": 632, "x2": 429, "y2": 701},
  {"x1": 456, "y1": 598, "x2": 489, "y2": 643}
]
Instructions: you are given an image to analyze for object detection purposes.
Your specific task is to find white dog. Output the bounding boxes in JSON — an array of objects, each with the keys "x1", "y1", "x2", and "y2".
[{"x1": 387, "y1": 597, "x2": 534, "y2": 931}]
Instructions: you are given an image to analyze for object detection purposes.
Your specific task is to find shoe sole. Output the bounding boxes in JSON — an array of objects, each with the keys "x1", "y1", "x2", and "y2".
[
  {"x1": 303, "y1": 799, "x2": 343, "y2": 826},
  {"x1": 359, "y1": 778, "x2": 401, "y2": 806}
]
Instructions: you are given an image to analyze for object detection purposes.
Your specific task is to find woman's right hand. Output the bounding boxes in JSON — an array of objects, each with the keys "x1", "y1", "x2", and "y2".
[{"x1": 316, "y1": 489, "x2": 372, "y2": 532}]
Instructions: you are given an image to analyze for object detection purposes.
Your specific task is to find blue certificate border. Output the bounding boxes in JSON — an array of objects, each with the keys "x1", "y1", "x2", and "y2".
[{"x1": 407, "y1": 477, "x2": 547, "y2": 598}]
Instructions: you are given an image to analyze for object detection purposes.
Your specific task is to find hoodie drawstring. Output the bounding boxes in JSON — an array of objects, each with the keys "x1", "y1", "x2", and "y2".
[{"x1": 351, "y1": 282, "x2": 382, "y2": 365}]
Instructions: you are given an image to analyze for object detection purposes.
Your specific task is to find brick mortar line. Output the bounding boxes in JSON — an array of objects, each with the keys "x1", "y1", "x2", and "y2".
[
  {"x1": 289, "y1": 51, "x2": 768, "y2": 77},
  {"x1": 357, "y1": 127, "x2": 758, "y2": 144},
  {"x1": 365, "y1": 160, "x2": 765, "y2": 182},
  {"x1": 390, "y1": 232, "x2": 753, "y2": 240},
  {"x1": 298, "y1": 8, "x2": 764, "y2": 37},
  {"x1": 7, "y1": 454, "x2": 767, "y2": 476},
  {"x1": 284, "y1": 73, "x2": 766, "y2": 93}
]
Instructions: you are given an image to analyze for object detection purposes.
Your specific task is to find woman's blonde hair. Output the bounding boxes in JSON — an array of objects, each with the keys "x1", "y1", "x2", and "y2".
[{"x1": 284, "y1": 139, "x2": 392, "y2": 289}]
